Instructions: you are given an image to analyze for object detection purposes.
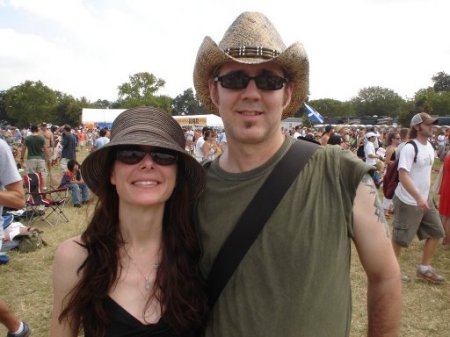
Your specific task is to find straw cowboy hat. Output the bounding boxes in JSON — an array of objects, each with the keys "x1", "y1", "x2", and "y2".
[
  {"x1": 81, "y1": 106, "x2": 205, "y2": 197},
  {"x1": 193, "y1": 11, "x2": 309, "y2": 118}
]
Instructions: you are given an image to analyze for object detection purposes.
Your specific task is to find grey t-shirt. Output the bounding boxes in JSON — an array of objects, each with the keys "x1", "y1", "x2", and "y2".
[{"x1": 0, "y1": 138, "x2": 22, "y2": 238}]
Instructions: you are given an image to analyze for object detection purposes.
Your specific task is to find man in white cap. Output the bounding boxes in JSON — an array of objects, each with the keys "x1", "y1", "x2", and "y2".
[
  {"x1": 364, "y1": 131, "x2": 380, "y2": 166},
  {"x1": 392, "y1": 111, "x2": 445, "y2": 284},
  {"x1": 194, "y1": 11, "x2": 400, "y2": 337}
]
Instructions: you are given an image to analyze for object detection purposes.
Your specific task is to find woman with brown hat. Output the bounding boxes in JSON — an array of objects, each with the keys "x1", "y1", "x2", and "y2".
[{"x1": 50, "y1": 107, "x2": 207, "y2": 337}]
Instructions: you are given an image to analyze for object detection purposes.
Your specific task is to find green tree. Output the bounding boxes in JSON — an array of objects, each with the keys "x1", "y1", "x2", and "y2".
[
  {"x1": 308, "y1": 99, "x2": 354, "y2": 118},
  {"x1": 91, "y1": 99, "x2": 114, "y2": 109},
  {"x1": 350, "y1": 86, "x2": 405, "y2": 118},
  {"x1": 0, "y1": 91, "x2": 9, "y2": 123},
  {"x1": 172, "y1": 88, "x2": 207, "y2": 115},
  {"x1": 154, "y1": 95, "x2": 173, "y2": 114},
  {"x1": 117, "y1": 72, "x2": 166, "y2": 108},
  {"x1": 414, "y1": 88, "x2": 450, "y2": 116},
  {"x1": 432, "y1": 71, "x2": 450, "y2": 92},
  {"x1": 53, "y1": 94, "x2": 86, "y2": 127},
  {"x1": 4, "y1": 81, "x2": 58, "y2": 127}
]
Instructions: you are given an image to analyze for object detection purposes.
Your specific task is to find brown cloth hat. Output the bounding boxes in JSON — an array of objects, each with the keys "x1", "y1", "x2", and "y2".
[
  {"x1": 81, "y1": 106, "x2": 205, "y2": 197},
  {"x1": 193, "y1": 11, "x2": 309, "y2": 118}
]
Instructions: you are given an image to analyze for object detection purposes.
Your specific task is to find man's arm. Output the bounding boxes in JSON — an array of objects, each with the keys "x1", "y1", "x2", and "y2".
[
  {"x1": 0, "y1": 181, "x2": 25, "y2": 209},
  {"x1": 353, "y1": 174, "x2": 401, "y2": 337}
]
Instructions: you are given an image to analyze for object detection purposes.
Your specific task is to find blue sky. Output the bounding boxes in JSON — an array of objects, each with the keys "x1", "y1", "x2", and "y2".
[{"x1": 1, "y1": 0, "x2": 449, "y2": 103}]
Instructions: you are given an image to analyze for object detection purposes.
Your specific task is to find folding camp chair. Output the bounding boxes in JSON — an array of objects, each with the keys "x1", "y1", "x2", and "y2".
[{"x1": 23, "y1": 172, "x2": 70, "y2": 226}]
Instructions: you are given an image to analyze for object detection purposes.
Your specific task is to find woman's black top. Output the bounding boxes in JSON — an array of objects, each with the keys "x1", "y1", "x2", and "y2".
[{"x1": 84, "y1": 297, "x2": 197, "y2": 337}]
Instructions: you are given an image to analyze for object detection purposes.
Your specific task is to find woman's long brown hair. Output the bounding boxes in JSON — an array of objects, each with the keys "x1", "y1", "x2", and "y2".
[{"x1": 59, "y1": 151, "x2": 208, "y2": 337}]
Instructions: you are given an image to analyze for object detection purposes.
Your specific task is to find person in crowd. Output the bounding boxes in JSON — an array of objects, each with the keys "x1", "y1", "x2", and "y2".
[
  {"x1": 50, "y1": 106, "x2": 207, "y2": 337},
  {"x1": 20, "y1": 124, "x2": 51, "y2": 188},
  {"x1": 320, "y1": 125, "x2": 333, "y2": 145},
  {"x1": 92, "y1": 128, "x2": 110, "y2": 151},
  {"x1": 193, "y1": 11, "x2": 400, "y2": 337},
  {"x1": 202, "y1": 130, "x2": 219, "y2": 161},
  {"x1": 59, "y1": 159, "x2": 89, "y2": 208},
  {"x1": 364, "y1": 131, "x2": 381, "y2": 167},
  {"x1": 59, "y1": 125, "x2": 77, "y2": 171},
  {"x1": 292, "y1": 125, "x2": 301, "y2": 139},
  {"x1": 392, "y1": 112, "x2": 445, "y2": 283},
  {"x1": 437, "y1": 130, "x2": 447, "y2": 161},
  {"x1": 218, "y1": 132, "x2": 227, "y2": 154},
  {"x1": 194, "y1": 126, "x2": 210, "y2": 162},
  {"x1": 40, "y1": 122, "x2": 56, "y2": 188},
  {"x1": 327, "y1": 134, "x2": 343, "y2": 146},
  {"x1": 438, "y1": 140, "x2": 450, "y2": 249},
  {"x1": 382, "y1": 131, "x2": 401, "y2": 218},
  {"x1": 372, "y1": 160, "x2": 385, "y2": 189},
  {"x1": 0, "y1": 138, "x2": 32, "y2": 337},
  {"x1": 185, "y1": 127, "x2": 195, "y2": 155}
]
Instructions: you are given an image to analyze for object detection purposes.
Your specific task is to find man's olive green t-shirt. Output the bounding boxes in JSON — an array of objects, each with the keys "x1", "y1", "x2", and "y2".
[
  {"x1": 196, "y1": 137, "x2": 371, "y2": 337},
  {"x1": 24, "y1": 134, "x2": 46, "y2": 159}
]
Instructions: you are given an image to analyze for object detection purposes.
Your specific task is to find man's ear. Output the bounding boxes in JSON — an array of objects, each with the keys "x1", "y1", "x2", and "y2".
[
  {"x1": 208, "y1": 79, "x2": 219, "y2": 107},
  {"x1": 282, "y1": 83, "x2": 294, "y2": 110}
]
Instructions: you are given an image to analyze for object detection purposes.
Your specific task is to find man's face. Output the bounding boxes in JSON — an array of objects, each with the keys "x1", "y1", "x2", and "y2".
[
  {"x1": 209, "y1": 62, "x2": 292, "y2": 146},
  {"x1": 417, "y1": 122, "x2": 433, "y2": 138}
]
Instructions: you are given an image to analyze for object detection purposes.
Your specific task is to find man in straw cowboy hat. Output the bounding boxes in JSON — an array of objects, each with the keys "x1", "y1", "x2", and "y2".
[{"x1": 194, "y1": 12, "x2": 401, "y2": 337}]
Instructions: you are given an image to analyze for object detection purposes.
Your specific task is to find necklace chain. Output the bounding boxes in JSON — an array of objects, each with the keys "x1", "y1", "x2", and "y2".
[{"x1": 125, "y1": 248, "x2": 160, "y2": 291}]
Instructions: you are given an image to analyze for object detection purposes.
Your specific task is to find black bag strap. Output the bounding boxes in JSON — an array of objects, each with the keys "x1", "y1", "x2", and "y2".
[{"x1": 207, "y1": 140, "x2": 319, "y2": 308}]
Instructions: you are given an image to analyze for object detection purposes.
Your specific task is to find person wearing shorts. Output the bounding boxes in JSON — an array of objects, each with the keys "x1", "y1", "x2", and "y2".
[{"x1": 392, "y1": 112, "x2": 445, "y2": 284}]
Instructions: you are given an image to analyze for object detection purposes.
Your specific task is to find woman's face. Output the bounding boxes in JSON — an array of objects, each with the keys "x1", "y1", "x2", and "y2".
[{"x1": 110, "y1": 146, "x2": 178, "y2": 208}]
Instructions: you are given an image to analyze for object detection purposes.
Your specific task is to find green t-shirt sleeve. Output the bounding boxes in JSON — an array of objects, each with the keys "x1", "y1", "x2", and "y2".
[{"x1": 335, "y1": 147, "x2": 374, "y2": 237}]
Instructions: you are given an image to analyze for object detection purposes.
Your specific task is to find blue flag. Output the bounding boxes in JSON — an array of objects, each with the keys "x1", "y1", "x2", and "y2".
[{"x1": 304, "y1": 103, "x2": 324, "y2": 123}]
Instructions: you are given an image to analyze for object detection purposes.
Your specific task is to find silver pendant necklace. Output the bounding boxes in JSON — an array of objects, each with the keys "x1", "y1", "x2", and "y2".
[
  {"x1": 142, "y1": 262, "x2": 159, "y2": 290},
  {"x1": 126, "y1": 248, "x2": 160, "y2": 291}
]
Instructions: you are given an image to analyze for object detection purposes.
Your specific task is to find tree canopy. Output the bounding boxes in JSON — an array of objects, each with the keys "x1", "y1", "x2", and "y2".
[
  {"x1": 4, "y1": 81, "x2": 59, "y2": 127},
  {"x1": 171, "y1": 88, "x2": 207, "y2": 116},
  {"x1": 432, "y1": 71, "x2": 450, "y2": 92},
  {"x1": 2, "y1": 70, "x2": 450, "y2": 128},
  {"x1": 350, "y1": 86, "x2": 405, "y2": 117},
  {"x1": 117, "y1": 72, "x2": 171, "y2": 112}
]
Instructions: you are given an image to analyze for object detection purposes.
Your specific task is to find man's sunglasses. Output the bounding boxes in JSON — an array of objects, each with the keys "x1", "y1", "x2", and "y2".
[
  {"x1": 115, "y1": 146, "x2": 178, "y2": 166},
  {"x1": 214, "y1": 71, "x2": 288, "y2": 91}
]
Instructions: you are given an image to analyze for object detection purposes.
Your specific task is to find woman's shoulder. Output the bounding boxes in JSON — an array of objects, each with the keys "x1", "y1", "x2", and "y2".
[{"x1": 54, "y1": 236, "x2": 87, "y2": 269}]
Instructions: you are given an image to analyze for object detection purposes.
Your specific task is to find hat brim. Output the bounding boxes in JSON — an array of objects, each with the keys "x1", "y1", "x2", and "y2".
[{"x1": 193, "y1": 36, "x2": 309, "y2": 119}]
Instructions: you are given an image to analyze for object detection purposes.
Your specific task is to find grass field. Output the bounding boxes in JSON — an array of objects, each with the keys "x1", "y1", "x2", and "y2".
[{"x1": 1, "y1": 149, "x2": 449, "y2": 336}]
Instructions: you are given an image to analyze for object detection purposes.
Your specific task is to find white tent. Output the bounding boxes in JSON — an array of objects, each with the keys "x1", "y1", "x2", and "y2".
[
  {"x1": 82, "y1": 109, "x2": 224, "y2": 129},
  {"x1": 82, "y1": 108, "x2": 126, "y2": 128},
  {"x1": 173, "y1": 114, "x2": 223, "y2": 128}
]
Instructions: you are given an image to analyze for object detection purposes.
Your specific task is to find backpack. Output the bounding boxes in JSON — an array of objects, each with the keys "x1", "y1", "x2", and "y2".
[
  {"x1": 14, "y1": 231, "x2": 47, "y2": 253},
  {"x1": 383, "y1": 141, "x2": 418, "y2": 199}
]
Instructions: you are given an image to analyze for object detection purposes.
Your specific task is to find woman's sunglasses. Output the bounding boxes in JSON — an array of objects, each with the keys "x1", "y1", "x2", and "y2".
[
  {"x1": 115, "y1": 146, "x2": 178, "y2": 166},
  {"x1": 214, "y1": 71, "x2": 288, "y2": 90}
]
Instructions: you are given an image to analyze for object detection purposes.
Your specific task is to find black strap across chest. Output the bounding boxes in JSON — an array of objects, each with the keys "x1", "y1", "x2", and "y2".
[{"x1": 207, "y1": 140, "x2": 319, "y2": 308}]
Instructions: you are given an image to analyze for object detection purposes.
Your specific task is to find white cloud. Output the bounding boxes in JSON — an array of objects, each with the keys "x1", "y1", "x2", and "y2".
[{"x1": 1, "y1": 0, "x2": 449, "y2": 103}]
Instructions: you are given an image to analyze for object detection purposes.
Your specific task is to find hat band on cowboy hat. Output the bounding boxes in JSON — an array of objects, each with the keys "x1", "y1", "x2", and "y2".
[
  {"x1": 193, "y1": 11, "x2": 309, "y2": 119},
  {"x1": 81, "y1": 106, "x2": 205, "y2": 197}
]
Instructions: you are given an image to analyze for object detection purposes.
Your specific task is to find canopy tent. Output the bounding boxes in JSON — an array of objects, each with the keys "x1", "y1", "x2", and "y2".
[
  {"x1": 81, "y1": 108, "x2": 126, "y2": 129},
  {"x1": 82, "y1": 109, "x2": 224, "y2": 129},
  {"x1": 173, "y1": 114, "x2": 224, "y2": 128}
]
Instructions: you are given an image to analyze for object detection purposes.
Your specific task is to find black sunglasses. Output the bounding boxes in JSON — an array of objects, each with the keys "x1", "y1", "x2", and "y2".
[
  {"x1": 214, "y1": 71, "x2": 288, "y2": 90},
  {"x1": 115, "y1": 146, "x2": 178, "y2": 166}
]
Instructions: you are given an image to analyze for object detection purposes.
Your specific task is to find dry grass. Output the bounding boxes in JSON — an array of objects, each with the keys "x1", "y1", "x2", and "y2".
[{"x1": 1, "y1": 151, "x2": 449, "y2": 336}]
